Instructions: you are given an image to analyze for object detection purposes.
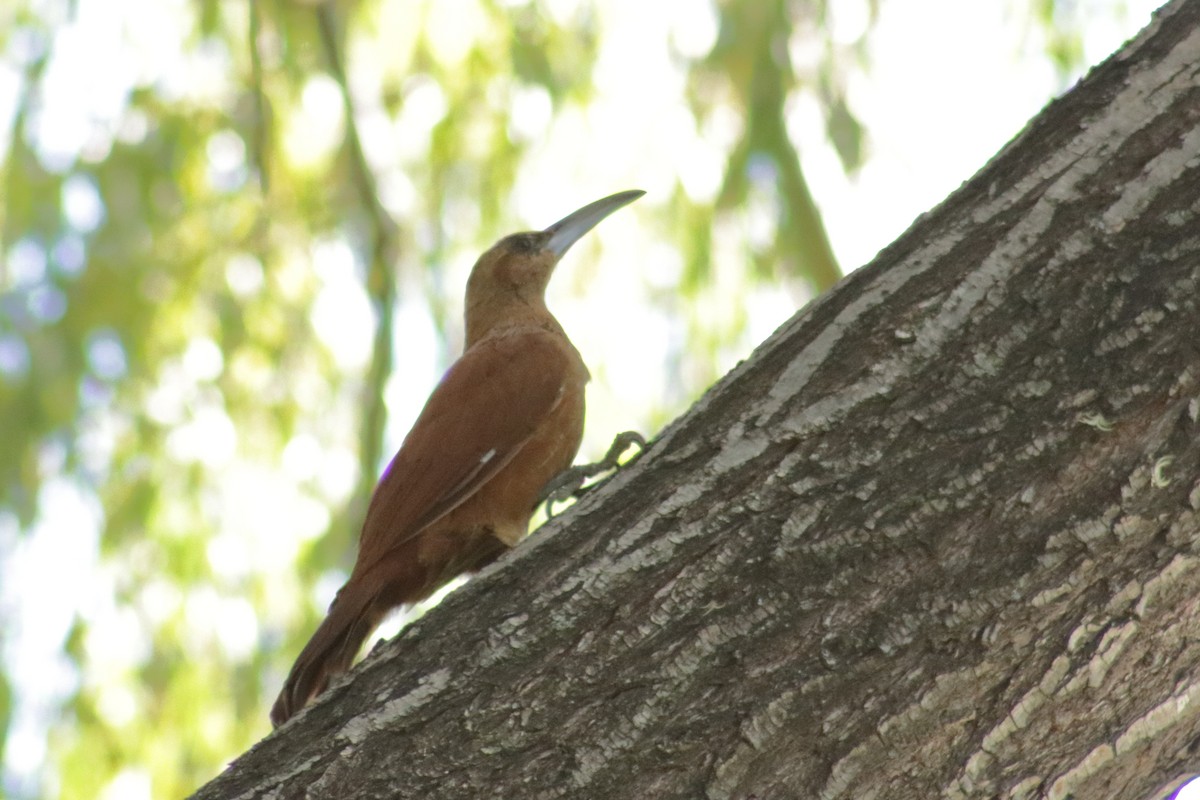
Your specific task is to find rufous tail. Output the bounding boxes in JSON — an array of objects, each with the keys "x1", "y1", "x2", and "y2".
[{"x1": 270, "y1": 579, "x2": 384, "y2": 727}]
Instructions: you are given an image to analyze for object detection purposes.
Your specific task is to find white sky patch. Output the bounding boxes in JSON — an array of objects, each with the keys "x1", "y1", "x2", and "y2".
[
  {"x1": 98, "y1": 767, "x2": 152, "y2": 800},
  {"x1": 156, "y1": 34, "x2": 233, "y2": 107},
  {"x1": 383, "y1": 296, "x2": 443, "y2": 458},
  {"x1": 425, "y1": 0, "x2": 489, "y2": 65},
  {"x1": 358, "y1": 102, "x2": 403, "y2": 184},
  {"x1": 205, "y1": 129, "x2": 247, "y2": 192},
  {"x1": 144, "y1": 362, "x2": 189, "y2": 425},
  {"x1": 224, "y1": 253, "x2": 265, "y2": 297},
  {"x1": 828, "y1": 0, "x2": 873, "y2": 45},
  {"x1": 311, "y1": 237, "x2": 374, "y2": 371},
  {"x1": 282, "y1": 432, "x2": 324, "y2": 482},
  {"x1": 82, "y1": 593, "x2": 152, "y2": 728},
  {"x1": 5, "y1": 238, "x2": 47, "y2": 289},
  {"x1": 137, "y1": 577, "x2": 182, "y2": 629},
  {"x1": 814, "y1": 0, "x2": 1061, "y2": 271},
  {"x1": 1, "y1": 479, "x2": 101, "y2": 788},
  {"x1": 85, "y1": 328, "x2": 128, "y2": 380},
  {"x1": 316, "y1": 446, "x2": 361, "y2": 505},
  {"x1": 394, "y1": 76, "x2": 448, "y2": 162},
  {"x1": 676, "y1": 125, "x2": 726, "y2": 202},
  {"x1": 166, "y1": 403, "x2": 237, "y2": 468},
  {"x1": 181, "y1": 336, "x2": 223, "y2": 381},
  {"x1": 94, "y1": 681, "x2": 139, "y2": 728},
  {"x1": 312, "y1": 569, "x2": 347, "y2": 625},
  {"x1": 283, "y1": 74, "x2": 345, "y2": 170},
  {"x1": 377, "y1": 167, "x2": 419, "y2": 221},
  {"x1": 1179, "y1": 778, "x2": 1200, "y2": 799},
  {"x1": 182, "y1": 587, "x2": 260, "y2": 662},
  {"x1": 507, "y1": 84, "x2": 553, "y2": 143},
  {"x1": 210, "y1": 462, "x2": 332, "y2": 584},
  {"x1": 30, "y1": 0, "x2": 136, "y2": 169},
  {"x1": 669, "y1": 0, "x2": 719, "y2": 59},
  {"x1": 61, "y1": 173, "x2": 106, "y2": 232}
]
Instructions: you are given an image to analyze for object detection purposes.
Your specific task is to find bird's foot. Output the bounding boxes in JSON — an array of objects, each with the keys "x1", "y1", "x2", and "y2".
[{"x1": 539, "y1": 431, "x2": 647, "y2": 516}]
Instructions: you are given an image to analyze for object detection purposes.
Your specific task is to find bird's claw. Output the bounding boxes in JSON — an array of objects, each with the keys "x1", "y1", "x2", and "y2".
[{"x1": 539, "y1": 430, "x2": 647, "y2": 516}]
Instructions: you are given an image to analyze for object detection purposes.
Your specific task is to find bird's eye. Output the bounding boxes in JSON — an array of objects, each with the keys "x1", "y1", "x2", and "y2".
[{"x1": 502, "y1": 233, "x2": 541, "y2": 253}]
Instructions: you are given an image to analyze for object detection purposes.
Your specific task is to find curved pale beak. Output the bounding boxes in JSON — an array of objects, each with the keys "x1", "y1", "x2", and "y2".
[{"x1": 544, "y1": 189, "x2": 645, "y2": 258}]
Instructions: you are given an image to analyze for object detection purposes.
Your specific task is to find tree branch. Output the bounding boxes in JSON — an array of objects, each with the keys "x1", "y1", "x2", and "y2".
[
  {"x1": 248, "y1": 0, "x2": 270, "y2": 194},
  {"x1": 195, "y1": 2, "x2": 1200, "y2": 798}
]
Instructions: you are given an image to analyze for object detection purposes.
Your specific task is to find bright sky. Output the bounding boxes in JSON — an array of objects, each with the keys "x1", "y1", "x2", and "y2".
[{"x1": 1, "y1": 0, "x2": 1189, "y2": 798}]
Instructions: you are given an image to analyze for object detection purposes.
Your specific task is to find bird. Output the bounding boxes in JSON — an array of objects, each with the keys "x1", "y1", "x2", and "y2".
[{"x1": 270, "y1": 189, "x2": 644, "y2": 727}]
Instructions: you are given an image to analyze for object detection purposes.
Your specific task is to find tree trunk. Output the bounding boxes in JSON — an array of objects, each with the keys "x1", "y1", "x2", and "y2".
[{"x1": 193, "y1": 2, "x2": 1200, "y2": 798}]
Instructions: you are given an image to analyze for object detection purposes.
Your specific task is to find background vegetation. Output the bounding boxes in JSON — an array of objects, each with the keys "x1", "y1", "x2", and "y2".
[{"x1": 0, "y1": 0, "x2": 1156, "y2": 797}]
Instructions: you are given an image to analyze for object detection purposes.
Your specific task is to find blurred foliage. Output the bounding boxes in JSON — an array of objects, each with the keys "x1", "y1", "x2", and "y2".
[
  {"x1": 1029, "y1": 0, "x2": 1088, "y2": 74},
  {"x1": 695, "y1": 0, "x2": 875, "y2": 293},
  {"x1": 0, "y1": 0, "x2": 1108, "y2": 797}
]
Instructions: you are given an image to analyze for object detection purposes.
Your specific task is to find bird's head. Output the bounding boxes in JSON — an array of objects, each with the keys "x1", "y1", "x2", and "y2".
[{"x1": 465, "y1": 190, "x2": 644, "y2": 339}]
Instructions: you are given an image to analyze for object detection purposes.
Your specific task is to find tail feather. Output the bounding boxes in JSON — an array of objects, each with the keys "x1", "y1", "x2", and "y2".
[
  {"x1": 271, "y1": 580, "x2": 384, "y2": 727},
  {"x1": 270, "y1": 531, "x2": 502, "y2": 727}
]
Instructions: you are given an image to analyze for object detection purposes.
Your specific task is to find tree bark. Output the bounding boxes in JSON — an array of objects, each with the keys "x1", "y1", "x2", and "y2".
[{"x1": 194, "y1": 2, "x2": 1200, "y2": 798}]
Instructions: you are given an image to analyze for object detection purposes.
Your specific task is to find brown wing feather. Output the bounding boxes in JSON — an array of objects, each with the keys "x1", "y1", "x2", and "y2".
[{"x1": 353, "y1": 328, "x2": 573, "y2": 572}]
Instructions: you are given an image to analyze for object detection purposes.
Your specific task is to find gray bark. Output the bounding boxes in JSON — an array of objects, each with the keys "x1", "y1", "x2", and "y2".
[{"x1": 193, "y1": 2, "x2": 1200, "y2": 798}]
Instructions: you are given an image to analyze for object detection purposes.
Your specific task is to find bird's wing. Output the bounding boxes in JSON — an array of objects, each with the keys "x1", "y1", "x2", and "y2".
[{"x1": 354, "y1": 328, "x2": 577, "y2": 568}]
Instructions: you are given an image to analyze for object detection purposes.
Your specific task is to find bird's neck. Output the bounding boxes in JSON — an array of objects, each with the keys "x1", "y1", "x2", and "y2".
[{"x1": 464, "y1": 293, "x2": 563, "y2": 347}]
